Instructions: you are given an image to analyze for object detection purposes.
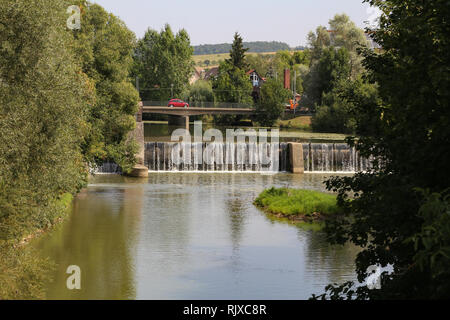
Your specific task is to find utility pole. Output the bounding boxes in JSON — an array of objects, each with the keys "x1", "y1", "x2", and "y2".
[
  {"x1": 293, "y1": 70, "x2": 297, "y2": 98},
  {"x1": 171, "y1": 84, "x2": 174, "y2": 98}
]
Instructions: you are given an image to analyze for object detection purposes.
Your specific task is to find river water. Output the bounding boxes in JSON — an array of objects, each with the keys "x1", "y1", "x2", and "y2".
[{"x1": 34, "y1": 172, "x2": 358, "y2": 300}]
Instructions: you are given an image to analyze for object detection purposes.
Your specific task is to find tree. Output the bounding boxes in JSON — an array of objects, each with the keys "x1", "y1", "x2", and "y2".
[
  {"x1": 134, "y1": 24, "x2": 194, "y2": 102},
  {"x1": 213, "y1": 60, "x2": 253, "y2": 105},
  {"x1": 227, "y1": 32, "x2": 249, "y2": 70},
  {"x1": 0, "y1": 0, "x2": 93, "y2": 298},
  {"x1": 182, "y1": 80, "x2": 214, "y2": 107},
  {"x1": 311, "y1": 78, "x2": 378, "y2": 134},
  {"x1": 307, "y1": 14, "x2": 369, "y2": 77},
  {"x1": 254, "y1": 79, "x2": 291, "y2": 127},
  {"x1": 71, "y1": 2, "x2": 140, "y2": 172},
  {"x1": 302, "y1": 47, "x2": 352, "y2": 109},
  {"x1": 315, "y1": 0, "x2": 450, "y2": 299},
  {"x1": 212, "y1": 60, "x2": 253, "y2": 124}
]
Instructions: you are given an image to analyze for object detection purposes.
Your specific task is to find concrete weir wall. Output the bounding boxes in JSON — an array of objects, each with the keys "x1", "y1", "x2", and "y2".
[
  {"x1": 126, "y1": 102, "x2": 149, "y2": 178},
  {"x1": 287, "y1": 142, "x2": 304, "y2": 174}
]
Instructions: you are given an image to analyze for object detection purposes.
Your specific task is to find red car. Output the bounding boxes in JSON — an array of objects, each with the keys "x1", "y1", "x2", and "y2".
[{"x1": 168, "y1": 99, "x2": 189, "y2": 108}]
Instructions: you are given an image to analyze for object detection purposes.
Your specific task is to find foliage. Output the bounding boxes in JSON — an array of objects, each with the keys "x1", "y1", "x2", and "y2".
[
  {"x1": 254, "y1": 79, "x2": 291, "y2": 126},
  {"x1": 0, "y1": 0, "x2": 91, "y2": 241},
  {"x1": 227, "y1": 32, "x2": 249, "y2": 70},
  {"x1": 0, "y1": 244, "x2": 54, "y2": 300},
  {"x1": 72, "y1": 1, "x2": 140, "y2": 172},
  {"x1": 196, "y1": 34, "x2": 254, "y2": 125},
  {"x1": 213, "y1": 61, "x2": 253, "y2": 104},
  {"x1": 134, "y1": 24, "x2": 194, "y2": 102},
  {"x1": 319, "y1": 0, "x2": 450, "y2": 299},
  {"x1": 312, "y1": 78, "x2": 379, "y2": 134},
  {"x1": 182, "y1": 80, "x2": 214, "y2": 105},
  {"x1": 0, "y1": 0, "x2": 140, "y2": 299},
  {"x1": 254, "y1": 188, "x2": 341, "y2": 217},
  {"x1": 408, "y1": 189, "x2": 450, "y2": 297},
  {"x1": 307, "y1": 14, "x2": 369, "y2": 77},
  {"x1": 0, "y1": 0, "x2": 90, "y2": 298},
  {"x1": 301, "y1": 14, "x2": 372, "y2": 134},
  {"x1": 193, "y1": 41, "x2": 294, "y2": 55},
  {"x1": 246, "y1": 51, "x2": 310, "y2": 94},
  {"x1": 302, "y1": 47, "x2": 352, "y2": 109}
]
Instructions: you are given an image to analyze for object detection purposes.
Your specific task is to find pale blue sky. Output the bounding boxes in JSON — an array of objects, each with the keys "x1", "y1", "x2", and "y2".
[{"x1": 91, "y1": 0, "x2": 375, "y2": 46}]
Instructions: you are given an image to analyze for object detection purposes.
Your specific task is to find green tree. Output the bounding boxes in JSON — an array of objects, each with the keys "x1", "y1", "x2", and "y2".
[
  {"x1": 307, "y1": 14, "x2": 369, "y2": 76},
  {"x1": 227, "y1": 32, "x2": 249, "y2": 70},
  {"x1": 72, "y1": 2, "x2": 140, "y2": 172},
  {"x1": 246, "y1": 54, "x2": 272, "y2": 77},
  {"x1": 311, "y1": 78, "x2": 378, "y2": 134},
  {"x1": 0, "y1": 0, "x2": 92, "y2": 298},
  {"x1": 293, "y1": 51, "x2": 311, "y2": 66},
  {"x1": 213, "y1": 60, "x2": 253, "y2": 105},
  {"x1": 254, "y1": 79, "x2": 291, "y2": 127},
  {"x1": 212, "y1": 60, "x2": 253, "y2": 124},
  {"x1": 315, "y1": 0, "x2": 450, "y2": 299},
  {"x1": 134, "y1": 24, "x2": 194, "y2": 101},
  {"x1": 182, "y1": 80, "x2": 214, "y2": 106},
  {"x1": 302, "y1": 47, "x2": 352, "y2": 109}
]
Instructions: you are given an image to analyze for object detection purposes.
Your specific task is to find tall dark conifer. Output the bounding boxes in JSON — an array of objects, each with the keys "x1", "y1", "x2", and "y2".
[{"x1": 228, "y1": 32, "x2": 249, "y2": 70}]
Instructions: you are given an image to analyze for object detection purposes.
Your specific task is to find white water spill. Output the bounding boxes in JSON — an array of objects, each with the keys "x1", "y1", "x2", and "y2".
[{"x1": 95, "y1": 143, "x2": 372, "y2": 174}]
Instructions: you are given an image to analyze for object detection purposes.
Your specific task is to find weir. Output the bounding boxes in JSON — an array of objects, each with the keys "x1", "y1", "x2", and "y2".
[{"x1": 142, "y1": 142, "x2": 371, "y2": 173}]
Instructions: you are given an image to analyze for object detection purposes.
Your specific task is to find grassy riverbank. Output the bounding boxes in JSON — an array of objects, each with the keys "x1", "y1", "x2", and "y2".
[
  {"x1": 254, "y1": 188, "x2": 341, "y2": 229},
  {"x1": 278, "y1": 116, "x2": 312, "y2": 131},
  {"x1": 0, "y1": 193, "x2": 73, "y2": 299}
]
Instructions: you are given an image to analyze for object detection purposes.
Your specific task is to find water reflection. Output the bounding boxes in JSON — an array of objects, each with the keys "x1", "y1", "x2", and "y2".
[
  {"x1": 35, "y1": 173, "x2": 358, "y2": 300},
  {"x1": 34, "y1": 178, "x2": 146, "y2": 299}
]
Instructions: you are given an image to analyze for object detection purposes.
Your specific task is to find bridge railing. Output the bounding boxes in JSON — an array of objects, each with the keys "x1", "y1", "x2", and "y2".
[{"x1": 142, "y1": 101, "x2": 254, "y2": 109}]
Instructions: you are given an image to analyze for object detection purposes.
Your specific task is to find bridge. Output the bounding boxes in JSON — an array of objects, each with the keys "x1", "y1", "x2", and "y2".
[{"x1": 140, "y1": 101, "x2": 256, "y2": 129}]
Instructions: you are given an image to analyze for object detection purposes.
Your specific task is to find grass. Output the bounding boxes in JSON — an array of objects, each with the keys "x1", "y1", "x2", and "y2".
[
  {"x1": 277, "y1": 131, "x2": 348, "y2": 142},
  {"x1": 278, "y1": 116, "x2": 312, "y2": 131},
  {"x1": 254, "y1": 187, "x2": 341, "y2": 221}
]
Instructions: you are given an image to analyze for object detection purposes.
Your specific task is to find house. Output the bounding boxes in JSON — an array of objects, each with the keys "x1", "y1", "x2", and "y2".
[
  {"x1": 246, "y1": 69, "x2": 266, "y2": 101},
  {"x1": 203, "y1": 67, "x2": 219, "y2": 81},
  {"x1": 190, "y1": 66, "x2": 205, "y2": 85}
]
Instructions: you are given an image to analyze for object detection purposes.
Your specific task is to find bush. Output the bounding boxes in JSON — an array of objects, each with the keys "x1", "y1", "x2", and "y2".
[
  {"x1": 311, "y1": 78, "x2": 379, "y2": 134},
  {"x1": 254, "y1": 187, "x2": 341, "y2": 217},
  {"x1": 254, "y1": 79, "x2": 291, "y2": 127}
]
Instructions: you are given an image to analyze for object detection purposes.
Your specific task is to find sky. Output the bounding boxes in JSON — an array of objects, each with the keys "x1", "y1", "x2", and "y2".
[{"x1": 91, "y1": 0, "x2": 377, "y2": 47}]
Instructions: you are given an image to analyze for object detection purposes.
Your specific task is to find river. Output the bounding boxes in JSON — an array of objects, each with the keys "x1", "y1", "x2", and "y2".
[{"x1": 33, "y1": 172, "x2": 358, "y2": 300}]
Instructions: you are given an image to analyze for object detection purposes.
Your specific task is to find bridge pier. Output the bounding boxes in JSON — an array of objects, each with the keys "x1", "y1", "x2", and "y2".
[
  {"x1": 184, "y1": 116, "x2": 189, "y2": 131},
  {"x1": 125, "y1": 102, "x2": 148, "y2": 178},
  {"x1": 168, "y1": 115, "x2": 190, "y2": 130},
  {"x1": 288, "y1": 142, "x2": 304, "y2": 174}
]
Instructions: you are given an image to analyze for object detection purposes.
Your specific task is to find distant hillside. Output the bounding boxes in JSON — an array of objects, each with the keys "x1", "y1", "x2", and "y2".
[{"x1": 193, "y1": 41, "x2": 305, "y2": 55}]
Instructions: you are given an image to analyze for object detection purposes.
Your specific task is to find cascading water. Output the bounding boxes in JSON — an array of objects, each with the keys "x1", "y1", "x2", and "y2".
[
  {"x1": 95, "y1": 142, "x2": 370, "y2": 174},
  {"x1": 303, "y1": 143, "x2": 371, "y2": 172},
  {"x1": 92, "y1": 162, "x2": 122, "y2": 174},
  {"x1": 144, "y1": 142, "x2": 285, "y2": 173}
]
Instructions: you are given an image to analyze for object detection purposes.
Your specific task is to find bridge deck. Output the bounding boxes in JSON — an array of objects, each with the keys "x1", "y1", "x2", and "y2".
[{"x1": 142, "y1": 106, "x2": 255, "y2": 116}]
